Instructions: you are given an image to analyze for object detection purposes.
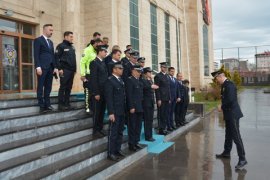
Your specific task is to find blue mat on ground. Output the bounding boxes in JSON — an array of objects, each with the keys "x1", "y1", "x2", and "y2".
[{"x1": 123, "y1": 123, "x2": 174, "y2": 154}]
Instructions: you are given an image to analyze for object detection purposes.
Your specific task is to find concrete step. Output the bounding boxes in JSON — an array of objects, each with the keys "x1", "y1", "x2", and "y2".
[
  {"x1": 41, "y1": 143, "x2": 147, "y2": 180},
  {"x1": 0, "y1": 126, "x2": 109, "y2": 172},
  {"x1": 0, "y1": 117, "x2": 94, "y2": 152},
  {"x1": 0, "y1": 94, "x2": 83, "y2": 109},
  {"x1": 0, "y1": 100, "x2": 85, "y2": 120},
  {"x1": 0, "y1": 108, "x2": 86, "y2": 135},
  {"x1": 0, "y1": 135, "x2": 108, "y2": 179}
]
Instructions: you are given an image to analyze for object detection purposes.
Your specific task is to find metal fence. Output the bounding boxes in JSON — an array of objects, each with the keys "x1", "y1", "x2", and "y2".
[{"x1": 214, "y1": 45, "x2": 270, "y2": 85}]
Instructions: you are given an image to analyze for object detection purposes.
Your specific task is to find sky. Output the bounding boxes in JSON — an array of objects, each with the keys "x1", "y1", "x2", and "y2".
[{"x1": 212, "y1": 0, "x2": 270, "y2": 63}]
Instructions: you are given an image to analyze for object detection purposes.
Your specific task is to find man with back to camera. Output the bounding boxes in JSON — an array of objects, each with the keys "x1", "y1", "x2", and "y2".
[
  {"x1": 212, "y1": 70, "x2": 247, "y2": 170},
  {"x1": 55, "y1": 31, "x2": 76, "y2": 111},
  {"x1": 34, "y1": 24, "x2": 58, "y2": 113}
]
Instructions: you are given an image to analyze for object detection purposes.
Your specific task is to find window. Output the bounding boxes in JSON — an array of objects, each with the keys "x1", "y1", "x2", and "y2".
[
  {"x1": 203, "y1": 24, "x2": 209, "y2": 76},
  {"x1": 150, "y1": 4, "x2": 158, "y2": 71},
  {"x1": 165, "y1": 13, "x2": 170, "y2": 66},
  {"x1": 176, "y1": 20, "x2": 181, "y2": 71},
  {"x1": 130, "y1": 0, "x2": 139, "y2": 51}
]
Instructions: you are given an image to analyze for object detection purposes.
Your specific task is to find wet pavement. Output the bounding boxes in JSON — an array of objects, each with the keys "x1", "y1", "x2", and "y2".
[{"x1": 110, "y1": 88, "x2": 270, "y2": 180}]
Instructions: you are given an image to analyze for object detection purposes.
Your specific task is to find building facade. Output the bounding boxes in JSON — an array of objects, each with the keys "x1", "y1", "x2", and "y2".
[
  {"x1": 255, "y1": 52, "x2": 270, "y2": 72},
  {"x1": 220, "y1": 58, "x2": 240, "y2": 72},
  {"x1": 0, "y1": 0, "x2": 214, "y2": 94}
]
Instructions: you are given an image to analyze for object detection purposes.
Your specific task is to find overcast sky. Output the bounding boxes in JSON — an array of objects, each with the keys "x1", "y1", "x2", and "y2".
[{"x1": 212, "y1": 0, "x2": 270, "y2": 62}]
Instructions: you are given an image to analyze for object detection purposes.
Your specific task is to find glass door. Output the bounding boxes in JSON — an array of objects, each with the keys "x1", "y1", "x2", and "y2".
[{"x1": 0, "y1": 35, "x2": 19, "y2": 92}]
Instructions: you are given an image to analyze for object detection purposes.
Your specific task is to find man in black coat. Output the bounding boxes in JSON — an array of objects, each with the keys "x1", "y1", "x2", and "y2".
[
  {"x1": 121, "y1": 46, "x2": 132, "y2": 65},
  {"x1": 122, "y1": 50, "x2": 139, "y2": 83},
  {"x1": 142, "y1": 67, "x2": 159, "y2": 141},
  {"x1": 175, "y1": 73, "x2": 185, "y2": 127},
  {"x1": 126, "y1": 65, "x2": 144, "y2": 151},
  {"x1": 55, "y1": 31, "x2": 76, "y2": 111},
  {"x1": 106, "y1": 49, "x2": 122, "y2": 76},
  {"x1": 89, "y1": 45, "x2": 108, "y2": 136},
  {"x1": 105, "y1": 62, "x2": 126, "y2": 161},
  {"x1": 34, "y1": 24, "x2": 58, "y2": 113},
  {"x1": 154, "y1": 62, "x2": 171, "y2": 135},
  {"x1": 212, "y1": 70, "x2": 247, "y2": 170}
]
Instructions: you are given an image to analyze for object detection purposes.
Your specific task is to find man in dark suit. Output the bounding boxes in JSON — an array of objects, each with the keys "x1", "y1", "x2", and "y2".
[
  {"x1": 167, "y1": 67, "x2": 178, "y2": 131},
  {"x1": 122, "y1": 50, "x2": 139, "y2": 83},
  {"x1": 142, "y1": 67, "x2": 159, "y2": 141},
  {"x1": 89, "y1": 45, "x2": 108, "y2": 136},
  {"x1": 126, "y1": 65, "x2": 144, "y2": 151},
  {"x1": 121, "y1": 46, "x2": 132, "y2": 65},
  {"x1": 154, "y1": 62, "x2": 171, "y2": 135},
  {"x1": 105, "y1": 62, "x2": 126, "y2": 161},
  {"x1": 212, "y1": 70, "x2": 247, "y2": 170},
  {"x1": 175, "y1": 72, "x2": 186, "y2": 126},
  {"x1": 34, "y1": 24, "x2": 58, "y2": 113},
  {"x1": 107, "y1": 49, "x2": 122, "y2": 76}
]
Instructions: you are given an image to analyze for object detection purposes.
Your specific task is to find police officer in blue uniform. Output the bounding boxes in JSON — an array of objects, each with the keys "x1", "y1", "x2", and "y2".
[
  {"x1": 122, "y1": 50, "x2": 139, "y2": 83},
  {"x1": 89, "y1": 45, "x2": 108, "y2": 136},
  {"x1": 142, "y1": 67, "x2": 159, "y2": 141},
  {"x1": 55, "y1": 31, "x2": 76, "y2": 111},
  {"x1": 154, "y1": 62, "x2": 171, "y2": 135},
  {"x1": 126, "y1": 65, "x2": 144, "y2": 151},
  {"x1": 212, "y1": 70, "x2": 247, "y2": 170},
  {"x1": 105, "y1": 62, "x2": 126, "y2": 161}
]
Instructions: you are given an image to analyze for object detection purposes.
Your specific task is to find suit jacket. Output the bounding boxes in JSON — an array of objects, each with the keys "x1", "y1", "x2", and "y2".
[
  {"x1": 126, "y1": 76, "x2": 144, "y2": 112},
  {"x1": 221, "y1": 79, "x2": 243, "y2": 119},
  {"x1": 176, "y1": 81, "x2": 185, "y2": 102},
  {"x1": 122, "y1": 61, "x2": 133, "y2": 83},
  {"x1": 34, "y1": 36, "x2": 55, "y2": 69},
  {"x1": 104, "y1": 76, "x2": 126, "y2": 116},
  {"x1": 89, "y1": 57, "x2": 108, "y2": 96},
  {"x1": 183, "y1": 86, "x2": 190, "y2": 107},
  {"x1": 154, "y1": 72, "x2": 171, "y2": 102},
  {"x1": 141, "y1": 78, "x2": 155, "y2": 108},
  {"x1": 169, "y1": 76, "x2": 178, "y2": 101}
]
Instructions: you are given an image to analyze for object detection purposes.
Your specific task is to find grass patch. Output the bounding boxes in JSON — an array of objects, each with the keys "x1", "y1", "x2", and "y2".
[{"x1": 193, "y1": 92, "x2": 219, "y2": 113}]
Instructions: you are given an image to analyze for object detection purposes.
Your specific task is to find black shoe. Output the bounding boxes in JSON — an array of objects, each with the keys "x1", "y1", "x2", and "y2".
[
  {"x1": 107, "y1": 154, "x2": 120, "y2": 161},
  {"x1": 184, "y1": 121, "x2": 189, "y2": 124},
  {"x1": 158, "y1": 130, "x2": 168, "y2": 135},
  {"x1": 167, "y1": 128, "x2": 173, "y2": 132},
  {"x1": 176, "y1": 124, "x2": 181, "y2": 127},
  {"x1": 46, "y1": 106, "x2": 55, "y2": 111},
  {"x1": 235, "y1": 160, "x2": 248, "y2": 170},
  {"x1": 145, "y1": 138, "x2": 155, "y2": 142},
  {"x1": 135, "y1": 144, "x2": 143, "y2": 149},
  {"x1": 115, "y1": 151, "x2": 126, "y2": 157},
  {"x1": 216, "y1": 153, "x2": 231, "y2": 159},
  {"x1": 129, "y1": 145, "x2": 137, "y2": 152},
  {"x1": 180, "y1": 122, "x2": 185, "y2": 126},
  {"x1": 172, "y1": 126, "x2": 176, "y2": 130},
  {"x1": 65, "y1": 105, "x2": 74, "y2": 110},
  {"x1": 40, "y1": 107, "x2": 48, "y2": 113},
  {"x1": 98, "y1": 130, "x2": 107, "y2": 136},
  {"x1": 58, "y1": 105, "x2": 68, "y2": 111}
]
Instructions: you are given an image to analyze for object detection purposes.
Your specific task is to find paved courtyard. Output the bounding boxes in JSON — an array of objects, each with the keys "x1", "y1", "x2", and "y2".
[{"x1": 110, "y1": 88, "x2": 270, "y2": 180}]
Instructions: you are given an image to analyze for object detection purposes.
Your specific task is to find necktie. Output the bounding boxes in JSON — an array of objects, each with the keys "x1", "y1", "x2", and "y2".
[
  {"x1": 118, "y1": 77, "x2": 124, "y2": 85},
  {"x1": 46, "y1": 39, "x2": 50, "y2": 48}
]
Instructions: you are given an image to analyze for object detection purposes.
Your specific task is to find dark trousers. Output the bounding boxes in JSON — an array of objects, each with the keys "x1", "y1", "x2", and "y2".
[
  {"x1": 92, "y1": 95, "x2": 106, "y2": 132},
  {"x1": 167, "y1": 100, "x2": 176, "y2": 128},
  {"x1": 108, "y1": 115, "x2": 125, "y2": 156},
  {"x1": 128, "y1": 112, "x2": 143, "y2": 145},
  {"x1": 158, "y1": 101, "x2": 169, "y2": 130},
  {"x1": 224, "y1": 117, "x2": 246, "y2": 160},
  {"x1": 83, "y1": 74, "x2": 91, "y2": 111},
  {"x1": 37, "y1": 68, "x2": 53, "y2": 108},
  {"x1": 143, "y1": 106, "x2": 154, "y2": 139},
  {"x1": 175, "y1": 102, "x2": 185, "y2": 125},
  {"x1": 58, "y1": 69, "x2": 75, "y2": 106}
]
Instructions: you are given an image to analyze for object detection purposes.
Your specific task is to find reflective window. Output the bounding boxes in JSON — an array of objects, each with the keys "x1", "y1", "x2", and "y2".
[{"x1": 150, "y1": 4, "x2": 158, "y2": 71}]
